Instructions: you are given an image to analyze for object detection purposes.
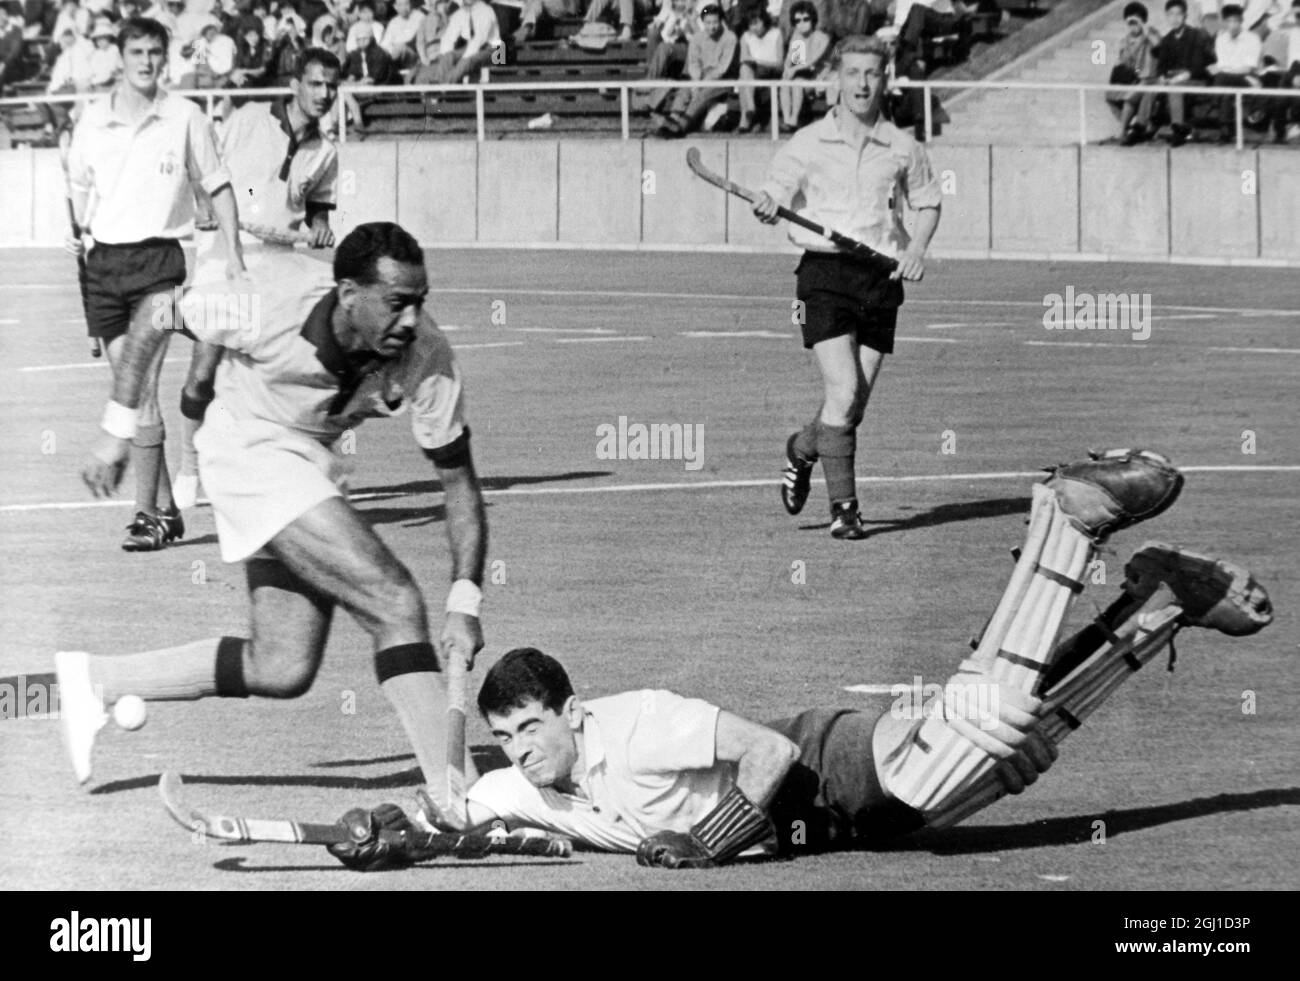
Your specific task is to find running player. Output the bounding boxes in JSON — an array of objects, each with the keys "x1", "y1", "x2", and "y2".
[
  {"x1": 173, "y1": 45, "x2": 344, "y2": 510},
  {"x1": 59, "y1": 223, "x2": 487, "y2": 817},
  {"x1": 68, "y1": 16, "x2": 245, "y2": 550},
  {"x1": 324, "y1": 450, "x2": 1272, "y2": 870},
  {"x1": 752, "y1": 34, "x2": 941, "y2": 540}
]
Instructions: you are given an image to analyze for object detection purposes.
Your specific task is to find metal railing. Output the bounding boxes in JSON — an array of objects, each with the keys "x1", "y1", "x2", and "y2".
[{"x1": 4, "y1": 77, "x2": 1298, "y2": 148}]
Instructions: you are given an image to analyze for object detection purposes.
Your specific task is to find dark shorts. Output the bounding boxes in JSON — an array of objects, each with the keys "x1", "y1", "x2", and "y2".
[
  {"x1": 84, "y1": 239, "x2": 186, "y2": 343},
  {"x1": 795, "y1": 251, "x2": 904, "y2": 354},
  {"x1": 765, "y1": 706, "x2": 925, "y2": 855}
]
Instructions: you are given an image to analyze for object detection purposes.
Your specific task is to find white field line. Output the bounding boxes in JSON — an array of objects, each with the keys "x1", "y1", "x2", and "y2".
[
  {"x1": 553, "y1": 336, "x2": 651, "y2": 344},
  {"x1": 2, "y1": 465, "x2": 1296, "y2": 515},
  {"x1": 5, "y1": 282, "x2": 1299, "y2": 319}
]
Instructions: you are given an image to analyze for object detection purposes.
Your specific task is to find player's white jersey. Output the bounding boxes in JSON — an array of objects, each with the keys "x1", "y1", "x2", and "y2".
[{"x1": 180, "y1": 253, "x2": 466, "y2": 457}]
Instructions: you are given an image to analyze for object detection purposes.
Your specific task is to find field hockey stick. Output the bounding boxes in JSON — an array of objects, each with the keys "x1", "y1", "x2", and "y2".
[
  {"x1": 445, "y1": 646, "x2": 469, "y2": 828},
  {"x1": 239, "y1": 220, "x2": 314, "y2": 246},
  {"x1": 159, "y1": 772, "x2": 573, "y2": 858},
  {"x1": 57, "y1": 128, "x2": 99, "y2": 358},
  {"x1": 685, "y1": 147, "x2": 899, "y2": 272}
]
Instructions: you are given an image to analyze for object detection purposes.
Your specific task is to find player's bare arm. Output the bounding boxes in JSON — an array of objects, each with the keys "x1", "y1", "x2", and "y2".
[
  {"x1": 714, "y1": 710, "x2": 799, "y2": 808},
  {"x1": 891, "y1": 204, "x2": 940, "y2": 283},
  {"x1": 208, "y1": 182, "x2": 246, "y2": 280},
  {"x1": 636, "y1": 710, "x2": 797, "y2": 870},
  {"x1": 434, "y1": 452, "x2": 487, "y2": 668}
]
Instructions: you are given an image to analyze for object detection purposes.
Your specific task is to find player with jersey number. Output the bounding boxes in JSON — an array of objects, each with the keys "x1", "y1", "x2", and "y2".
[
  {"x1": 68, "y1": 16, "x2": 245, "y2": 551},
  {"x1": 323, "y1": 450, "x2": 1271, "y2": 872},
  {"x1": 172, "y1": 45, "x2": 344, "y2": 511},
  {"x1": 59, "y1": 224, "x2": 487, "y2": 823},
  {"x1": 752, "y1": 34, "x2": 941, "y2": 541}
]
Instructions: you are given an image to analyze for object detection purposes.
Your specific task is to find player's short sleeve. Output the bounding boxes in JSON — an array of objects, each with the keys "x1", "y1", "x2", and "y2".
[
  {"x1": 901, "y1": 139, "x2": 942, "y2": 210},
  {"x1": 622, "y1": 690, "x2": 720, "y2": 775},
  {"x1": 304, "y1": 147, "x2": 339, "y2": 208},
  {"x1": 184, "y1": 102, "x2": 233, "y2": 195},
  {"x1": 465, "y1": 767, "x2": 538, "y2": 825},
  {"x1": 179, "y1": 279, "x2": 261, "y2": 354},
  {"x1": 405, "y1": 322, "x2": 469, "y2": 466}
]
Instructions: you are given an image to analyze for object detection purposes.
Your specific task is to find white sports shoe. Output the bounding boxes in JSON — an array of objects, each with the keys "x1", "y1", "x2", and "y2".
[
  {"x1": 172, "y1": 472, "x2": 200, "y2": 511},
  {"x1": 54, "y1": 651, "x2": 108, "y2": 785}
]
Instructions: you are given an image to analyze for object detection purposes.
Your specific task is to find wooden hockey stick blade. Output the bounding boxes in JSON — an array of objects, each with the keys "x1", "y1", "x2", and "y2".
[
  {"x1": 684, "y1": 148, "x2": 898, "y2": 270},
  {"x1": 239, "y1": 220, "x2": 314, "y2": 246},
  {"x1": 159, "y1": 772, "x2": 347, "y2": 844},
  {"x1": 159, "y1": 773, "x2": 573, "y2": 859}
]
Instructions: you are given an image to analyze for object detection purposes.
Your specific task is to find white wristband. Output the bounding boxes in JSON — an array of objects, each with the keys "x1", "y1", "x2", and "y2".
[
  {"x1": 101, "y1": 400, "x2": 138, "y2": 440},
  {"x1": 446, "y1": 579, "x2": 482, "y2": 618}
]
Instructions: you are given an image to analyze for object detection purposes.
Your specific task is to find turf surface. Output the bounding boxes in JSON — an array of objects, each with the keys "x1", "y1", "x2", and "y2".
[{"x1": 1, "y1": 250, "x2": 1296, "y2": 890}]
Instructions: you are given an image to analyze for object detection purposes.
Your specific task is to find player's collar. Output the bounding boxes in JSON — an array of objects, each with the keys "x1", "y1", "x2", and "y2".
[
  {"x1": 823, "y1": 106, "x2": 894, "y2": 149},
  {"x1": 300, "y1": 288, "x2": 350, "y2": 377}
]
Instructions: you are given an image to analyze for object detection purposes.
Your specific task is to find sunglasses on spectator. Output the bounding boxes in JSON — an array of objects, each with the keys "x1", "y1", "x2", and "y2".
[
  {"x1": 794, "y1": 15, "x2": 812, "y2": 21},
  {"x1": 1125, "y1": 17, "x2": 1142, "y2": 25}
]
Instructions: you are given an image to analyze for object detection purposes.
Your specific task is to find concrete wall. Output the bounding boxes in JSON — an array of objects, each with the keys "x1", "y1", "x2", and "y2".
[{"x1": 3, "y1": 139, "x2": 1296, "y2": 264}]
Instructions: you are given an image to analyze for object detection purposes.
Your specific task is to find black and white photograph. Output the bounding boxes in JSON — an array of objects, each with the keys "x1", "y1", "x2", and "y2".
[{"x1": 0, "y1": 0, "x2": 1295, "y2": 923}]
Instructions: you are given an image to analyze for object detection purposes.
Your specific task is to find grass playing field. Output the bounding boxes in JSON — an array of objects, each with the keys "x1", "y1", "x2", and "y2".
[{"x1": 1, "y1": 248, "x2": 1296, "y2": 891}]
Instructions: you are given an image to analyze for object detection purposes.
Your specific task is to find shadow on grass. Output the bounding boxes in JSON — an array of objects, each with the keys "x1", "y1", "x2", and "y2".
[
  {"x1": 93, "y1": 746, "x2": 512, "y2": 795},
  {"x1": 879, "y1": 787, "x2": 1300, "y2": 855},
  {"x1": 799, "y1": 495, "x2": 1032, "y2": 534},
  {"x1": 212, "y1": 856, "x2": 581, "y2": 873}
]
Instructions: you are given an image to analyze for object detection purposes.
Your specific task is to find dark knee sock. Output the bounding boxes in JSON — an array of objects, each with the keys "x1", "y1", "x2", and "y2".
[
  {"x1": 131, "y1": 423, "x2": 165, "y2": 515},
  {"x1": 816, "y1": 421, "x2": 857, "y2": 507}
]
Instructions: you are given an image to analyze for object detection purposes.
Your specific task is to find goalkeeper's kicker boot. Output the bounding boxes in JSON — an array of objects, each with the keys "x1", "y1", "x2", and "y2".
[
  {"x1": 1123, "y1": 543, "x2": 1272, "y2": 636},
  {"x1": 780, "y1": 433, "x2": 814, "y2": 515},
  {"x1": 53, "y1": 650, "x2": 108, "y2": 785},
  {"x1": 1044, "y1": 447, "x2": 1183, "y2": 540}
]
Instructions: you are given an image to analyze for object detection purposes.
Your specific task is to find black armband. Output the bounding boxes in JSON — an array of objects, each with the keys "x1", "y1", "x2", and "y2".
[
  {"x1": 180, "y1": 381, "x2": 215, "y2": 422},
  {"x1": 423, "y1": 427, "x2": 472, "y2": 469},
  {"x1": 690, "y1": 787, "x2": 774, "y2": 865}
]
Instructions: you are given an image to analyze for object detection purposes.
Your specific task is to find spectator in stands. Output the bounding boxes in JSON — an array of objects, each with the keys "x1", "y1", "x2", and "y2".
[
  {"x1": 640, "y1": 0, "x2": 693, "y2": 114},
  {"x1": 195, "y1": 15, "x2": 237, "y2": 85},
  {"x1": 88, "y1": 15, "x2": 123, "y2": 85},
  {"x1": 423, "y1": 0, "x2": 501, "y2": 83},
  {"x1": 1139, "y1": 0, "x2": 1214, "y2": 145},
  {"x1": 0, "y1": 4, "x2": 30, "y2": 96},
  {"x1": 513, "y1": 0, "x2": 578, "y2": 43},
  {"x1": 1209, "y1": 3, "x2": 1262, "y2": 139},
  {"x1": 268, "y1": 10, "x2": 306, "y2": 82},
  {"x1": 1262, "y1": 0, "x2": 1299, "y2": 141},
  {"x1": 646, "y1": 0, "x2": 694, "y2": 60},
  {"x1": 380, "y1": 0, "x2": 422, "y2": 66},
  {"x1": 41, "y1": 24, "x2": 92, "y2": 134},
  {"x1": 894, "y1": 0, "x2": 973, "y2": 78},
  {"x1": 779, "y1": 0, "x2": 830, "y2": 129},
  {"x1": 346, "y1": 0, "x2": 379, "y2": 49},
  {"x1": 738, "y1": 6, "x2": 783, "y2": 129},
  {"x1": 51, "y1": 0, "x2": 83, "y2": 44},
  {"x1": 312, "y1": 11, "x2": 347, "y2": 62},
  {"x1": 583, "y1": 0, "x2": 652, "y2": 42},
  {"x1": 776, "y1": 0, "x2": 826, "y2": 39},
  {"x1": 1108, "y1": 0, "x2": 1161, "y2": 144},
  {"x1": 412, "y1": 0, "x2": 451, "y2": 76},
  {"x1": 344, "y1": 6, "x2": 401, "y2": 79},
  {"x1": 655, "y1": 1, "x2": 737, "y2": 136}
]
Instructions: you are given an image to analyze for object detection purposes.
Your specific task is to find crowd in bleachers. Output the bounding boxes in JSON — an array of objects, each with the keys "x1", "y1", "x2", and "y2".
[
  {"x1": 1, "y1": 0, "x2": 1009, "y2": 140},
  {"x1": 1105, "y1": 0, "x2": 1300, "y2": 144}
]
